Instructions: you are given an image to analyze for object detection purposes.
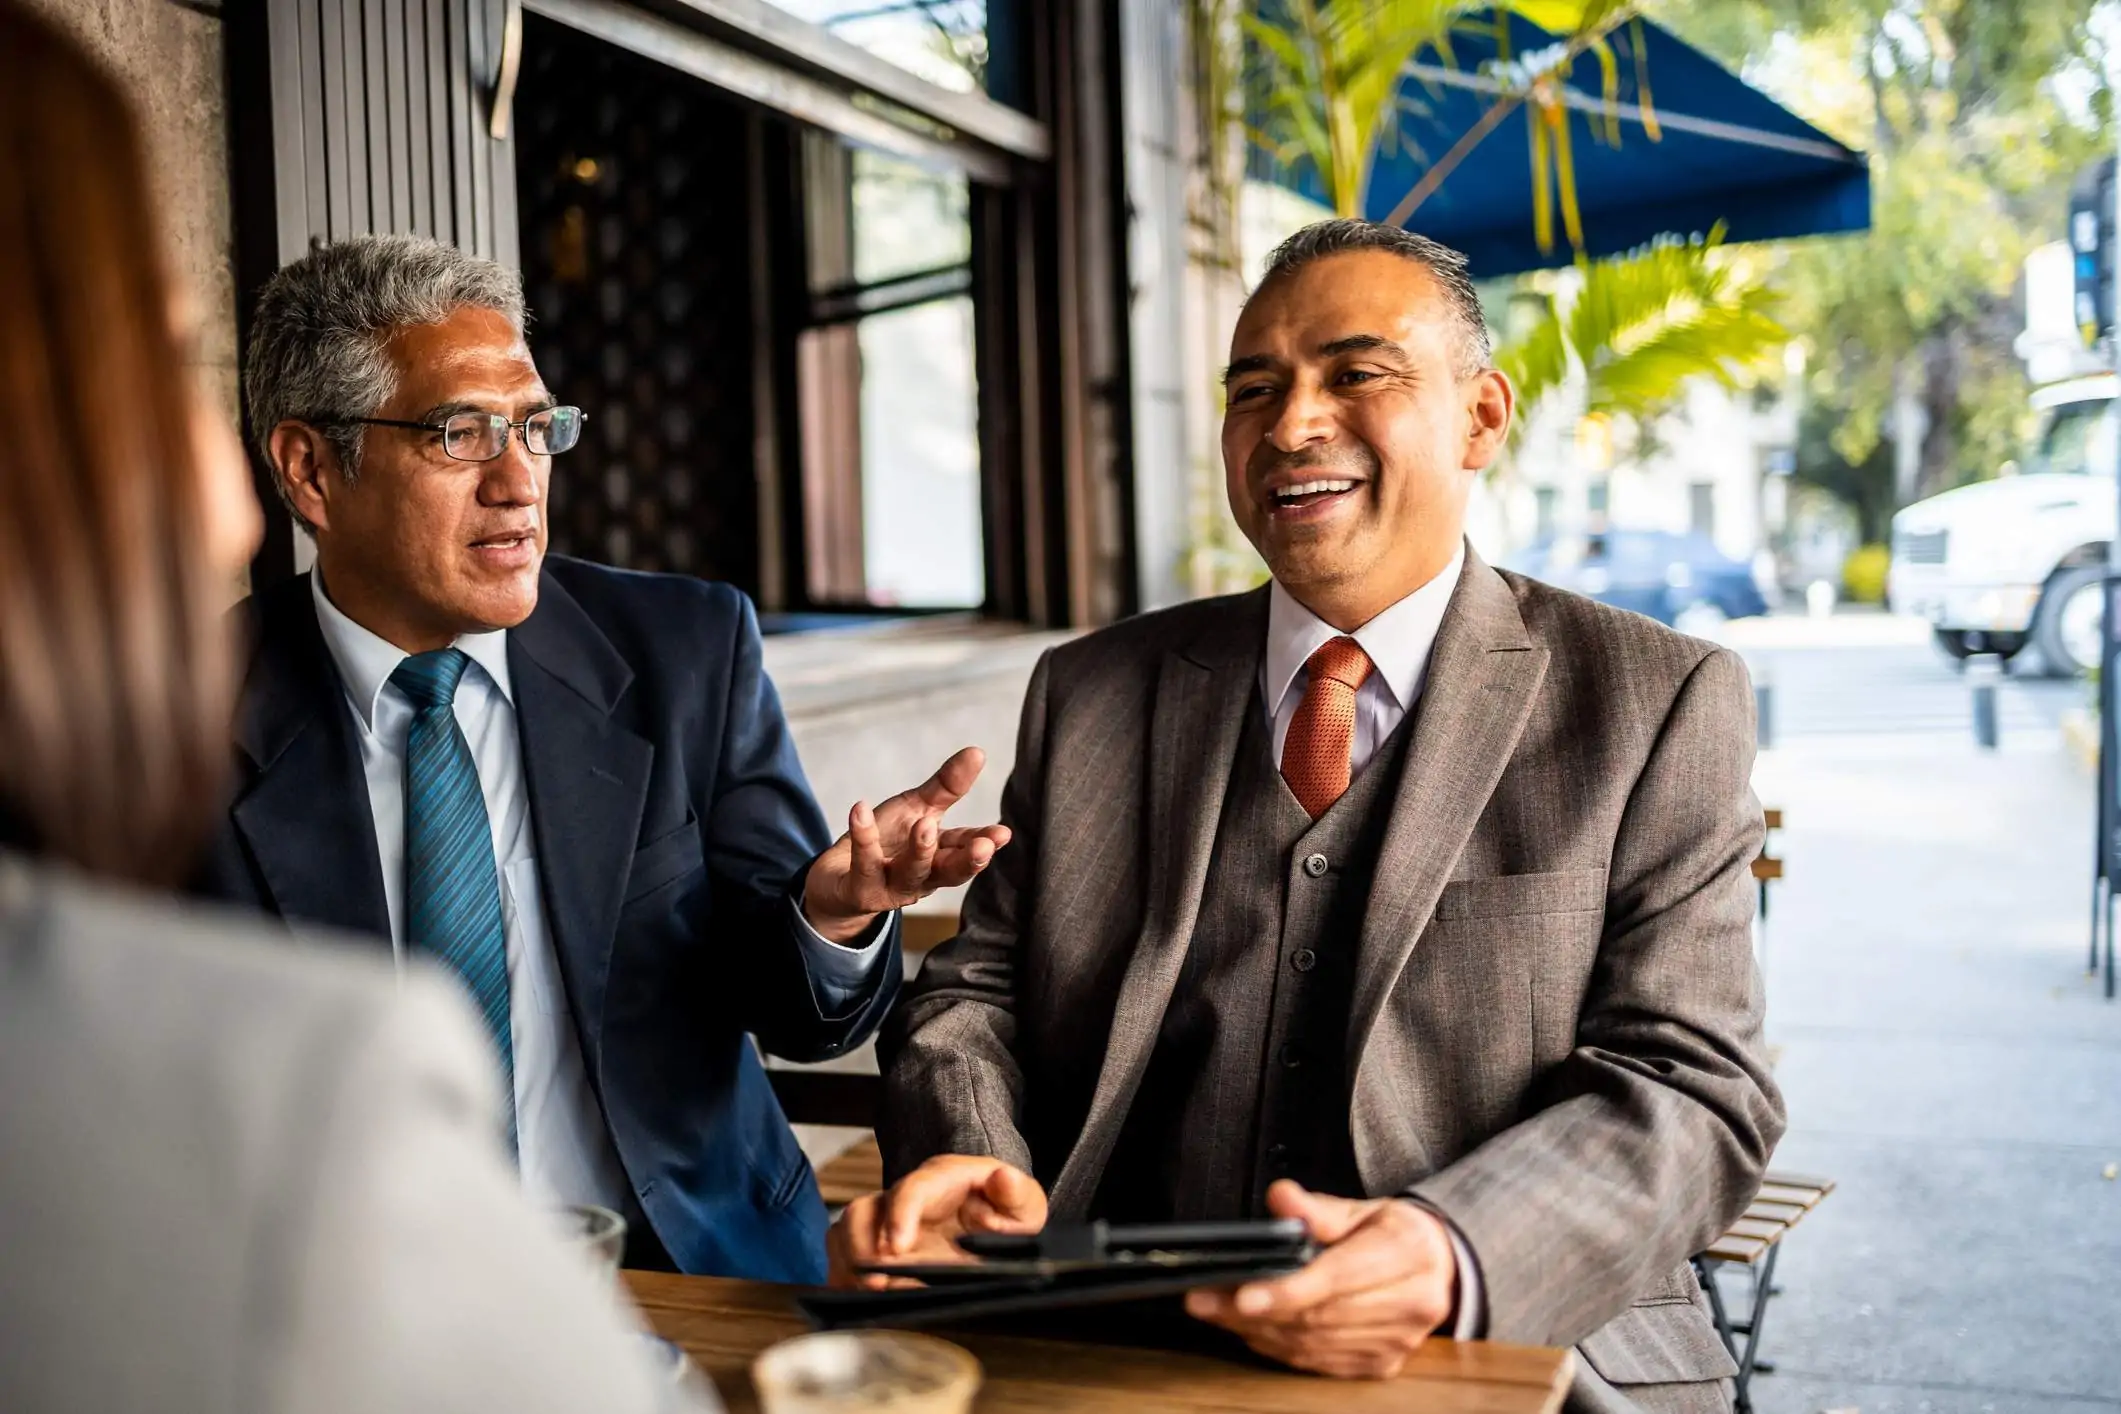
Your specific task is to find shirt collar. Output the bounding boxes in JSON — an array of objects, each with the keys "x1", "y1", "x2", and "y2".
[
  {"x1": 1261, "y1": 545, "x2": 1466, "y2": 719},
  {"x1": 309, "y1": 570, "x2": 515, "y2": 730}
]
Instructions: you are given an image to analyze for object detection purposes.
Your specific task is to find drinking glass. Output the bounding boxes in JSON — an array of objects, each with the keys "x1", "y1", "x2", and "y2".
[{"x1": 559, "y1": 1202, "x2": 627, "y2": 1282}]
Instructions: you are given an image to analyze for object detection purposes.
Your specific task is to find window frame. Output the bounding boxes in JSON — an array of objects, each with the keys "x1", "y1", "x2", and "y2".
[
  {"x1": 508, "y1": 0, "x2": 1122, "y2": 627},
  {"x1": 780, "y1": 136, "x2": 989, "y2": 614},
  {"x1": 233, "y1": 0, "x2": 1133, "y2": 627}
]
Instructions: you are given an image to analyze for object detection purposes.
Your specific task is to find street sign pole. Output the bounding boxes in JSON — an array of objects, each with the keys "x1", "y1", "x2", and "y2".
[
  {"x1": 2108, "y1": 140, "x2": 2121, "y2": 999},
  {"x1": 2101, "y1": 591, "x2": 2117, "y2": 993},
  {"x1": 2080, "y1": 151, "x2": 2121, "y2": 997},
  {"x1": 2096, "y1": 639, "x2": 2111, "y2": 974}
]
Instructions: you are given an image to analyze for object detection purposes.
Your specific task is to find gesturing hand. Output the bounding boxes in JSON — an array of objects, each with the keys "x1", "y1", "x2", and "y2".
[
  {"x1": 826, "y1": 1155, "x2": 1050, "y2": 1290},
  {"x1": 1184, "y1": 1181, "x2": 1459, "y2": 1379},
  {"x1": 803, "y1": 746, "x2": 1012, "y2": 945}
]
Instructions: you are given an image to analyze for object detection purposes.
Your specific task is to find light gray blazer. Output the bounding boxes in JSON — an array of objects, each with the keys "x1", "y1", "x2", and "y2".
[
  {"x1": 0, "y1": 854, "x2": 704, "y2": 1414},
  {"x1": 881, "y1": 553, "x2": 1786, "y2": 1412}
]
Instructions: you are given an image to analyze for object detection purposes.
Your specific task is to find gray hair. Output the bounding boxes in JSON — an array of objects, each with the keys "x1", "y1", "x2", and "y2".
[
  {"x1": 243, "y1": 233, "x2": 527, "y2": 530},
  {"x1": 1256, "y1": 219, "x2": 1492, "y2": 374}
]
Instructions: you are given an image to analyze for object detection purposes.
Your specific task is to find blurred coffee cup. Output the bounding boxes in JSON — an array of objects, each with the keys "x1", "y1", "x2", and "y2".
[{"x1": 752, "y1": 1330, "x2": 980, "y2": 1414}]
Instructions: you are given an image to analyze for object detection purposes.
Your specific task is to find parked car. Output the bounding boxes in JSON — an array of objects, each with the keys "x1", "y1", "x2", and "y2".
[{"x1": 1508, "y1": 529, "x2": 1771, "y2": 627}]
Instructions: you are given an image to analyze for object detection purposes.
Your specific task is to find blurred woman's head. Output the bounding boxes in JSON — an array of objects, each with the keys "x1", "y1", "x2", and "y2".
[{"x1": 0, "y1": 3, "x2": 262, "y2": 885}]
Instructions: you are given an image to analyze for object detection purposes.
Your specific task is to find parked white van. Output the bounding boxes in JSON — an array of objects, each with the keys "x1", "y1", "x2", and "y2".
[{"x1": 1888, "y1": 374, "x2": 2114, "y2": 676}]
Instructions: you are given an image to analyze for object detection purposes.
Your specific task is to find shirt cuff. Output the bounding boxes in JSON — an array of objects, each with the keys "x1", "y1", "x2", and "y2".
[
  {"x1": 787, "y1": 891, "x2": 896, "y2": 1016},
  {"x1": 1402, "y1": 1197, "x2": 1486, "y2": 1340}
]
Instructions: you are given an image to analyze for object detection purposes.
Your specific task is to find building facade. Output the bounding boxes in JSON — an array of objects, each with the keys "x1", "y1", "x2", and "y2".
[{"x1": 41, "y1": 0, "x2": 1231, "y2": 836}]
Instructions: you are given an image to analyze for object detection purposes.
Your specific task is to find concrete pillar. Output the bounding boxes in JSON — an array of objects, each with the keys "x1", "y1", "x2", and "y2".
[{"x1": 23, "y1": 0, "x2": 238, "y2": 426}]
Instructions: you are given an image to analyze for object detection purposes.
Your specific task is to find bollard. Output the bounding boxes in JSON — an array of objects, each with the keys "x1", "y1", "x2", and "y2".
[
  {"x1": 1754, "y1": 679, "x2": 1775, "y2": 751},
  {"x1": 1969, "y1": 654, "x2": 2001, "y2": 749}
]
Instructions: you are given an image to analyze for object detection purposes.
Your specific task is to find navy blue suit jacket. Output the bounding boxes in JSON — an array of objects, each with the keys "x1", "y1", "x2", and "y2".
[{"x1": 195, "y1": 556, "x2": 899, "y2": 1282}]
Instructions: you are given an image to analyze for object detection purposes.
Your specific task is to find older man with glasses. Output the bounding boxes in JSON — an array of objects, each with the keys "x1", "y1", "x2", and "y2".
[{"x1": 196, "y1": 233, "x2": 1008, "y2": 1283}]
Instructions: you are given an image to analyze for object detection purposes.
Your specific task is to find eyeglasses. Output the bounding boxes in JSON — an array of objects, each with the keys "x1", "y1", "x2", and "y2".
[{"x1": 309, "y1": 406, "x2": 587, "y2": 462}]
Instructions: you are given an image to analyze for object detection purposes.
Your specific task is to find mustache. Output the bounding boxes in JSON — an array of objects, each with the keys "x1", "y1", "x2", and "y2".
[
  {"x1": 1245, "y1": 443, "x2": 1378, "y2": 487},
  {"x1": 469, "y1": 517, "x2": 540, "y2": 542}
]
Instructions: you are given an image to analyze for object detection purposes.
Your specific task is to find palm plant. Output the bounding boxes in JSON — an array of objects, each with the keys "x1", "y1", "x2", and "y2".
[
  {"x1": 1496, "y1": 227, "x2": 1788, "y2": 430},
  {"x1": 1240, "y1": 3, "x2": 1788, "y2": 432},
  {"x1": 1182, "y1": 0, "x2": 1265, "y2": 595},
  {"x1": 1244, "y1": 0, "x2": 1641, "y2": 249},
  {"x1": 1243, "y1": 0, "x2": 1472, "y2": 219}
]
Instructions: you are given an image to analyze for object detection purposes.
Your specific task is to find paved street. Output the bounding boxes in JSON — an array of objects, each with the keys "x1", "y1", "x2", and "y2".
[{"x1": 1717, "y1": 613, "x2": 2121, "y2": 1413}]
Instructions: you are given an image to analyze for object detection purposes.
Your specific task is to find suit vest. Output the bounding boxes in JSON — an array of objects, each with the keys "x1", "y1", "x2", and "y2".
[{"x1": 1093, "y1": 695, "x2": 1415, "y2": 1221}]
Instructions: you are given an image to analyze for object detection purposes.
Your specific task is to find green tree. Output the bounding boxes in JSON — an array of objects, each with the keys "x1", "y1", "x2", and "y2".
[
  {"x1": 1656, "y1": 0, "x2": 2116, "y2": 505},
  {"x1": 1792, "y1": 397, "x2": 1897, "y2": 543}
]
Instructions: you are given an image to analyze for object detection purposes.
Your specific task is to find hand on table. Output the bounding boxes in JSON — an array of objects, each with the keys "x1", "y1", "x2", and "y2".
[
  {"x1": 803, "y1": 747, "x2": 1013, "y2": 945},
  {"x1": 826, "y1": 1155, "x2": 1050, "y2": 1290},
  {"x1": 1184, "y1": 1180, "x2": 1458, "y2": 1379}
]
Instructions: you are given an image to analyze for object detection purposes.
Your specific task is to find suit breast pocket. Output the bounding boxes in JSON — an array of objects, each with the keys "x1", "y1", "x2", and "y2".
[
  {"x1": 1425, "y1": 869, "x2": 1607, "y2": 1077},
  {"x1": 1433, "y1": 868, "x2": 1605, "y2": 921},
  {"x1": 624, "y1": 817, "x2": 706, "y2": 907}
]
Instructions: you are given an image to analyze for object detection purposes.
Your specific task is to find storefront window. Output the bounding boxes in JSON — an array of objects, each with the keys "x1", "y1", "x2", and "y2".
[
  {"x1": 859, "y1": 296, "x2": 983, "y2": 606},
  {"x1": 852, "y1": 150, "x2": 970, "y2": 285},
  {"x1": 797, "y1": 135, "x2": 984, "y2": 611}
]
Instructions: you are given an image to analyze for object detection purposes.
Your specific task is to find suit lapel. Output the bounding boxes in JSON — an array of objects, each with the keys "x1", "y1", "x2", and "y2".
[
  {"x1": 508, "y1": 571, "x2": 653, "y2": 1075},
  {"x1": 230, "y1": 575, "x2": 391, "y2": 941},
  {"x1": 1347, "y1": 554, "x2": 1547, "y2": 1160},
  {"x1": 1050, "y1": 590, "x2": 1265, "y2": 1217}
]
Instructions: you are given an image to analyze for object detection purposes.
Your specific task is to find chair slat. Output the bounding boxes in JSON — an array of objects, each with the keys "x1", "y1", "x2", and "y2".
[
  {"x1": 767, "y1": 1069, "x2": 882, "y2": 1129},
  {"x1": 1745, "y1": 1199, "x2": 1809, "y2": 1224},
  {"x1": 1763, "y1": 1170, "x2": 1836, "y2": 1195},
  {"x1": 1702, "y1": 1234, "x2": 1772, "y2": 1264},
  {"x1": 816, "y1": 1135, "x2": 884, "y2": 1209},
  {"x1": 902, "y1": 912, "x2": 959, "y2": 955}
]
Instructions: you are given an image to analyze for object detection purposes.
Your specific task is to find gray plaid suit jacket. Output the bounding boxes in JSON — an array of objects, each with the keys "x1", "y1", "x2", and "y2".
[{"x1": 880, "y1": 550, "x2": 1786, "y2": 1411}]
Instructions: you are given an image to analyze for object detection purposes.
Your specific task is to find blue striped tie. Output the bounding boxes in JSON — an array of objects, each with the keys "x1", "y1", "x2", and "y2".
[{"x1": 392, "y1": 649, "x2": 514, "y2": 1146}]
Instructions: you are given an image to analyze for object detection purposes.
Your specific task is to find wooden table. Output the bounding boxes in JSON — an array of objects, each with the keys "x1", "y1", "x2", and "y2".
[{"x1": 627, "y1": 1272, "x2": 1573, "y2": 1413}]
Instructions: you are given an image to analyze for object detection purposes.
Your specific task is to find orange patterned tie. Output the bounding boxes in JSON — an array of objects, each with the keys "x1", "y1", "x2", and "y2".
[{"x1": 1281, "y1": 636, "x2": 1375, "y2": 819}]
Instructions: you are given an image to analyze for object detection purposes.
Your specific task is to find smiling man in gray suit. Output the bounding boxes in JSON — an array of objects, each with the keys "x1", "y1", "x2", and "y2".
[{"x1": 840, "y1": 219, "x2": 1785, "y2": 1413}]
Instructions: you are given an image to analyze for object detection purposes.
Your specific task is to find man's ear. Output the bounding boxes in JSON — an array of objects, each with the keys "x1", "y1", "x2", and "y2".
[
  {"x1": 266, "y1": 421, "x2": 340, "y2": 533},
  {"x1": 1461, "y1": 368, "x2": 1515, "y2": 473}
]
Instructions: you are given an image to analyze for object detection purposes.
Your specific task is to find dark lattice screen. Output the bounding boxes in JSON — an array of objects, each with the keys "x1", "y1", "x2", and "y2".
[{"x1": 514, "y1": 15, "x2": 760, "y2": 593}]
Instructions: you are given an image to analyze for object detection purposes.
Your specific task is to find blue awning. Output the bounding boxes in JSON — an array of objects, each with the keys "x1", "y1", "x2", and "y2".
[{"x1": 1254, "y1": 12, "x2": 1871, "y2": 278}]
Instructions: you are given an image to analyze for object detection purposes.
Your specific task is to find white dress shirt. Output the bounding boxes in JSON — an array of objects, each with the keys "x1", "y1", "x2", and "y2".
[
  {"x1": 1255, "y1": 547, "x2": 1486, "y2": 1338},
  {"x1": 309, "y1": 573, "x2": 883, "y2": 1218},
  {"x1": 1260, "y1": 546, "x2": 1466, "y2": 773}
]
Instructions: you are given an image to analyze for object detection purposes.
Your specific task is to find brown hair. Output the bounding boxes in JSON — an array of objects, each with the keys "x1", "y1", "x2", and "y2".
[{"x1": 0, "y1": 4, "x2": 235, "y2": 886}]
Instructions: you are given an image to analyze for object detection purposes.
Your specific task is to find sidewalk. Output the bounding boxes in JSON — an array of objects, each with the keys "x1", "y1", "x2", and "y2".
[{"x1": 1725, "y1": 615, "x2": 2121, "y2": 1413}]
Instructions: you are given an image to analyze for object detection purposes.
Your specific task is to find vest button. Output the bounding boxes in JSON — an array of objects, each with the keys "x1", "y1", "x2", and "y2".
[
  {"x1": 1302, "y1": 852, "x2": 1329, "y2": 878},
  {"x1": 1291, "y1": 948, "x2": 1317, "y2": 973},
  {"x1": 1279, "y1": 1042, "x2": 1303, "y2": 1069},
  {"x1": 1265, "y1": 1143, "x2": 1290, "y2": 1167}
]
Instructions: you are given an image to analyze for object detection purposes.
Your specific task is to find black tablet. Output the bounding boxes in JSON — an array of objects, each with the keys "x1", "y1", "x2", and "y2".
[
  {"x1": 955, "y1": 1217, "x2": 1311, "y2": 1265},
  {"x1": 799, "y1": 1218, "x2": 1317, "y2": 1332}
]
